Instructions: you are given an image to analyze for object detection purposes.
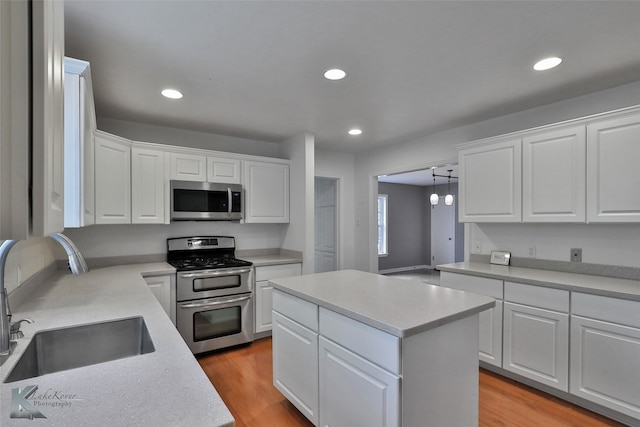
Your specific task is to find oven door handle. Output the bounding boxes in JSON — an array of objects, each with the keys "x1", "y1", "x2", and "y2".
[
  {"x1": 179, "y1": 295, "x2": 251, "y2": 309},
  {"x1": 179, "y1": 268, "x2": 252, "y2": 279}
]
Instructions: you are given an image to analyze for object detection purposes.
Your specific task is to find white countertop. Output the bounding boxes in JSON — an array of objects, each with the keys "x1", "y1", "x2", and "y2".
[
  {"x1": 0, "y1": 263, "x2": 234, "y2": 427},
  {"x1": 240, "y1": 254, "x2": 302, "y2": 267},
  {"x1": 269, "y1": 269, "x2": 495, "y2": 338},
  {"x1": 438, "y1": 262, "x2": 640, "y2": 301}
]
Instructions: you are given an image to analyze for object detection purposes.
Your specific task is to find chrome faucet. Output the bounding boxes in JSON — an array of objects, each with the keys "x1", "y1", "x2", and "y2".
[{"x1": 0, "y1": 233, "x2": 89, "y2": 358}]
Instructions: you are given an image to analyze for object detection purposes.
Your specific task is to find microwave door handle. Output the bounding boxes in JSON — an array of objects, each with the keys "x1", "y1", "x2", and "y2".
[
  {"x1": 179, "y1": 268, "x2": 252, "y2": 279},
  {"x1": 179, "y1": 295, "x2": 251, "y2": 309},
  {"x1": 228, "y1": 188, "x2": 232, "y2": 215}
]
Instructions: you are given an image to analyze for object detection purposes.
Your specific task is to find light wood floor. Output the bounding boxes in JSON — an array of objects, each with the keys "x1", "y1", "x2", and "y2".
[{"x1": 198, "y1": 337, "x2": 624, "y2": 427}]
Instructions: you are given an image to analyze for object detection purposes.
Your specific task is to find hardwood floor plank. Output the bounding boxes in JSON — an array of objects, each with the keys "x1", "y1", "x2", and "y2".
[{"x1": 198, "y1": 337, "x2": 624, "y2": 427}]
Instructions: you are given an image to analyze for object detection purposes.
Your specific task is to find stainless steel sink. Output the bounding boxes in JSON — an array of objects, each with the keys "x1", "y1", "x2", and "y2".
[{"x1": 3, "y1": 316, "x2": 155, "y2": 383}]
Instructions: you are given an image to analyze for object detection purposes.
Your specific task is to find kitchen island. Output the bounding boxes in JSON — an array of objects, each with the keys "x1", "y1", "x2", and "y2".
[
  {"x1": 269, "y1": 269, "x2": 495, "y2": 427},
  {"x1": 0, "y1": 263, "x2": 234, "y2": 427}
]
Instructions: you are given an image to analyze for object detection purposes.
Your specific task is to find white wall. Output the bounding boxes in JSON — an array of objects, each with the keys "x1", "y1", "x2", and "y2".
[
  {"x1": 99, "y1": 118, "x2": 282, "y2": 158},
  {"x1": 279, "y1": 133, "x2": 315, "y2": 273},
  {"x1": 3, "y1": 238, "x2": 60, "y2": 294},
  {"x1": 315, "y1": 149, "x2": 356, "y2": 270},
  {"x1": 354, "y1": 79, "x2": 640, "y2": 272}
]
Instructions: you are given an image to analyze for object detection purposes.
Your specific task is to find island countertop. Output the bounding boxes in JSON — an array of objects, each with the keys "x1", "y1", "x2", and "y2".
[
  {"x1": 0, "y1": 263, "x2": 234, "y2": 427},
  {"x1": 269, "y1": 269, "x2": 495, "y2": 338}
]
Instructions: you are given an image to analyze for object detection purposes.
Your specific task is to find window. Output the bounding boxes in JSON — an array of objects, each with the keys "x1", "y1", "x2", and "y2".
[{"x1": 377, "y1": 194, "x2": 388, "y2": 256}]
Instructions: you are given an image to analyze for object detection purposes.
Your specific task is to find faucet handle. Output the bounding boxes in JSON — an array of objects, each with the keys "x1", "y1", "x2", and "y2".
[{"x1": 10, "y1": 318, "x2": 34, "y2": 339}]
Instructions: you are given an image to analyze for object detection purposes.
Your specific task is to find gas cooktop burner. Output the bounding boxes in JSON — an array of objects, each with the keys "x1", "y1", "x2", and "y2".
[
  {"x1": 169, "y1": 257, "x2": 252, "y2": 270},
  {"x1": 166, "y1": 236, "x2": 252, "y2": 272}
]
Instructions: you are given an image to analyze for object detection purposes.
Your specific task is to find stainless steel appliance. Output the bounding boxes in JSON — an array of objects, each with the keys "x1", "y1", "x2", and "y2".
[
  {"x1": 170, "y1": 180, "x2": 243, "y2": 221},
  {"x1": 167, "y1": 236, "x2": 253, "y2": 354}
]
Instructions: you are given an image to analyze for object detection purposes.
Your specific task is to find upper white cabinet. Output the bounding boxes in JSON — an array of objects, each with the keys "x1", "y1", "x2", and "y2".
[
  {"x1": 131, "y1": 145, "x2": 166, "y2": 224},
  {"x1": 31, "y1": 0, "x2": 66, "y2": 237},
  {"x1": 587, "y1": 112, "x2": 640, "y2": 222},
  {"x1": 244, "y1": 160, "x2": 290, "y2": 223},
  {"x1": 94, "y1": 131, "x2": 131, "y2": 224},
  {"x1": 64, "y1": 57, "x2": 96, "y2": 228},
  {"x1": 207, "y1": 156, "x2": 241, "y2": 184},
  {"x1": 522, "y1": 126, "x2": 586, "y2": 222},
  {"x1": 459, "y1": 138, "x2": 522, "y2": 222},
  {"x1": 169, "y1": 151, "x2": 207, "y2": 182}
]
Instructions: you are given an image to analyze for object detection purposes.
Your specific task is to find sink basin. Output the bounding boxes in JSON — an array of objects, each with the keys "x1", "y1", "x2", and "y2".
[{"x1": 4, "y1": 316, "x2": 155, "y2": 383}]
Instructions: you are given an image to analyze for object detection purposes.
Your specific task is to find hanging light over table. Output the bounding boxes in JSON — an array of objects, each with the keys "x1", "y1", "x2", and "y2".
[
  {"x1": 429, "y1": 169, "x2": 439, "y2": 205},
  {"x1": 445, "y1": 169, "x2": 454, "y2": 206}
]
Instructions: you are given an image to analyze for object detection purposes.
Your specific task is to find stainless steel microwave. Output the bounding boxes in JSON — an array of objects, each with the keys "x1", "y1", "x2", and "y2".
[{"x1": 170, "y1": 180, "x2": 243, "y2": 221}]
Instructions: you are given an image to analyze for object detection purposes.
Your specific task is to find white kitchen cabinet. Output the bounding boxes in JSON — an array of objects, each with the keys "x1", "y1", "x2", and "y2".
[
  {"x1": 30, "y1": 0, "x2": 66, "y2": 237},
  {"x1": 254, "y1": 263, "x2": 302, "y2": 334},
  {"x1": 64, "y1": 57, "x2": 96, "y2": 228},
  {"x1": 318, "y1": 336, "x2": 400, "y2": 427},
  {"x1": 570, "y1": 292, "x2": 640, "y2": 420},
  {"x1": 503, "y1": 282, "x2": 569, "y2": 391},
  {"x1": 522, "y1": 125, "x2": 586, "y2": 222},
  {"x1": 94, "y1": 131, "x2": 131, "y2": 224},
  {"x1": 169, "y1": 151, "x2": 207, "y2": 182},
  {"x1": 272, "y1": 291, "x2": 319, "y2": 425},
  {"x1": 458, "y1": 137, "x2": 522, "y2": 222},
  {"x1": 131, "y1": 145, "x2": 166, "y2": 224},
  {"x1": 440, "y1": 271, "x2": 504, "y2": 367},
  {"x1": 587, "y1": 112, "x2": 640, "y2": 222},
  {"x1": 143, "y1": 274, "x2": 175, "y2": 325},
  {"x1": 244, "y1": 160, "x2": 290, "y2": 223},
  {"x1": 207, "y1": 156, "x2": 241, "y2": 184}
]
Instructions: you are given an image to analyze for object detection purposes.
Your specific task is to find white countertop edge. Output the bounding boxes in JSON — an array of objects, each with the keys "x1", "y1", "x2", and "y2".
[{"x1": 438, "y1": 262, "x2": 640, "y2": 301}]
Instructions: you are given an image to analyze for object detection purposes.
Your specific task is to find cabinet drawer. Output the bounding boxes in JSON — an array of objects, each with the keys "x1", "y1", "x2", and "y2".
[
  {"x1": 273, "y1": 289, "x2": 318, "y2": 332},
  {"x1": 256, "y1": 263, "x2": 302, "y2": 281},
  {"x1": 319, "y1": 307, "x2": 400, "y2": 375},
  {"x1": 505, "y1": 281, "x2": 569, "y2": 313},
  {"x1": 440, "y1": 272, "x2": 503, "y2": 299},
  {"x1": 572, "y1": 292, "x2": 640, "y2": 328}
]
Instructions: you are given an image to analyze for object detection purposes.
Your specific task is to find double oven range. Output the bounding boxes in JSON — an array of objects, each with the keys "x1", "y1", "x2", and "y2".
[{"x1": 167, "y1": 236, "x2": 254, "y2": 354}]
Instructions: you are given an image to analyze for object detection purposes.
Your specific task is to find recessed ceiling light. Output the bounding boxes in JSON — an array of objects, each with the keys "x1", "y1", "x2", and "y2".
[
  {"x1": 533, "y1": 57, "x2": 562, "y2": 71},
  {"x1": 324, "y1": 68, "x2": 346, "y2": 80},
  {"x1": 161, "y1": 88, "x2": 183, "y2": 99},
  {"x1": 348, "y1": 128, "x2": 362, "y2": 136}
]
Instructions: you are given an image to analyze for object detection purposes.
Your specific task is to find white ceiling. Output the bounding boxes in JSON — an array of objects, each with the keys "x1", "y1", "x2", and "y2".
[
  {"x1": 378, "y1": 165, "x2": 459, "y2": 187},
  {"x1": 64, "y1": 1, "x2": 640, "y2": 154}
]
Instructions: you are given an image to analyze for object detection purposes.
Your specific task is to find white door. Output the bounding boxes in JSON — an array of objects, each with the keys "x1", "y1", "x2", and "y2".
[
  {"x1": 314, "y1": 177, "x2": 338, "y2": 273},
  {"x1": 431, "y1": 202, "x2": 455, "y2": 267}
]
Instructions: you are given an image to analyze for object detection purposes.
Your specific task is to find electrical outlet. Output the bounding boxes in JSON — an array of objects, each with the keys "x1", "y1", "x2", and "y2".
[
  {"x1": 571, "y1": 248, "x2": 582, "y2": 262},
  {"x1": 528, "y1": 245, "x2": 536, "y2": 258},
  {"x1": 472, "y1": 240, "x2": 482, "y2": 253}
]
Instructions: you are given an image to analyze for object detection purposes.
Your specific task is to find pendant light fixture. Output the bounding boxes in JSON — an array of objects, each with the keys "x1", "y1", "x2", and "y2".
[
  {"x1": 444, "y1": 169, "x2": 454, "y2": 206},
  {"x1": 429, "y1": 169, "x2": 439, "y2": 205}
]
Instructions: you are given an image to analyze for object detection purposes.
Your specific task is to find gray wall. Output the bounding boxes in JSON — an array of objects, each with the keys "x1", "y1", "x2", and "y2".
[
  {"x1": 378, "y1": 182, "x2": 463, "y2": 271},
  {"x1": 378, "y1": 182, "x2": 430, "y2": 271}
]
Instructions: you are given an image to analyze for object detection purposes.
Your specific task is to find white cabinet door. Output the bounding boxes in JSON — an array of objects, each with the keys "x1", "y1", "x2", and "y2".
[
  {"x1": 522, "y1": 126, "x2": 586, "y2": 222},
  {"x1": 587, "y1": 113, "x2": 640, "y2": 222},
  {"x1": 255, "y1": 280, "x2": 273, "y2": 333},
  {"x1": 30, "y1": 0, "x2": 65, "y2": 236},
  {"x1": 459, "y1": 138, "x2": 522, "y2": 222},
  {"x1": 272, "y1": 311, "x2": 319, "y2": 425},
  {"x1": 207, "y1": 156, "x2": 241, "y2": 184},
  {"x1": 319, "y1": 336, "x2": 400, "y2": 427},
  {"x1": 503, "y1": 302, "x2": 569, "y2": 391},
  {"x1": 169, "y1": 151, "x2": 207, "y2": 181},
  {"x1": 131, "y1": 146, "x2": 166, "y2": 224},
  {"x1": 94, "y1": 131, "x2": 131, "y2": 224},
  {"x1": 440, "y1": 272, "x2": 503, "y2": 367},
  {"x1": 244, "y1": 160, "x2": 290, "y2": 223},
  {"x1": 143, "y1": 275, "x2": 174, "y2": 324},
  {"x1": 570, "y1": 315, "x2": 640, "y2": 419},
  {"x1": 63, "y1": 58, "x2": 96, "y2": 228}
]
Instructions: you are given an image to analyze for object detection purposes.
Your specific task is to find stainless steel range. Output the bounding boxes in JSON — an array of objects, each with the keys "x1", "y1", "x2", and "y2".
[{"x1": 167, "y1": 236, "x2": 253, "y2": 354}]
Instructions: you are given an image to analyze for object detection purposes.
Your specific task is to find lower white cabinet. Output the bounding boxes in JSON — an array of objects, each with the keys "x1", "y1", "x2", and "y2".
[
  {"x1": 318, "y1": 336, "x2": 400, "y2": 427},
  {"x1": 254, "y1": 263, "x2": 302, "y2": 334},
  {"x1": 272, "y1": 292, "x2": 319, "y2": 425},
  {"x1": 143, "y1": 274, "x2": 175, "y2": 324},
  {"x1": 503, "y1": 282, "x2": 569, "y2": 391},
  {"x1": 570, "y1": 293, "x2": 640, "y2": 419},
  {"x1": 440, "y1": 272, "x2": 504, "y2": 367}
]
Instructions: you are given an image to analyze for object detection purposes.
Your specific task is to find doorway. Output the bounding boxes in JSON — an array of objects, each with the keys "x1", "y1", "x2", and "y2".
[
  {"x1": 314, "y1": 177, "x2": 338, "y2": 273},
  {"x1": 431, "y1": 201, "x2": 455, "y2": 266}
]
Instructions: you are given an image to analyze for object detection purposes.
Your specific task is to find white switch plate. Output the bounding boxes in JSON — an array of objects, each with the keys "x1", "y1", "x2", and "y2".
[
  {"x1": 528, "y1": 245, "x2": 536, "y2": 258},
  {"x1": 472, "y1": 240, "x2": 482, "y2": 253}
]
